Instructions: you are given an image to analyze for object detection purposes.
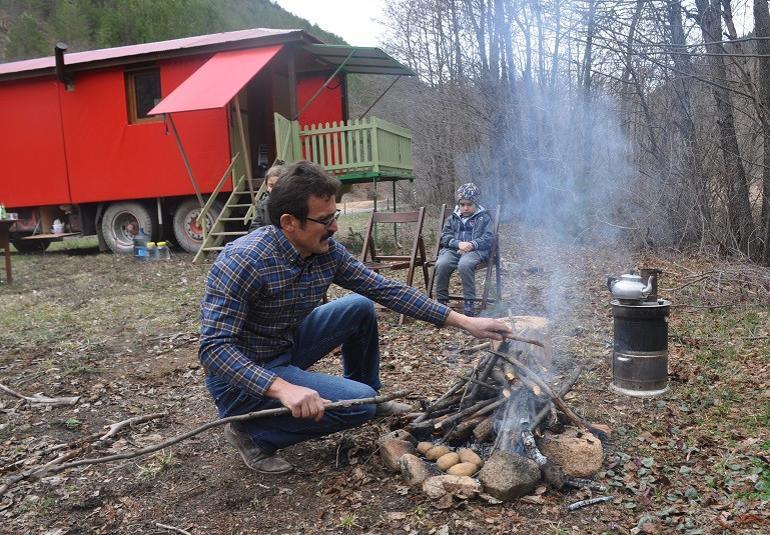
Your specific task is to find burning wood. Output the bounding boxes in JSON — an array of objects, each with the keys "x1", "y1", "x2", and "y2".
[{"x1": 388, "y1": 317, "x2": 610, "y2": 503}]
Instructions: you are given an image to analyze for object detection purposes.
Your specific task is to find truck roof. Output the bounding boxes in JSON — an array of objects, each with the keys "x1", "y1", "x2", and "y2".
[{"x1": 0, "y1": 27, "x2": 316, "y2": 81}]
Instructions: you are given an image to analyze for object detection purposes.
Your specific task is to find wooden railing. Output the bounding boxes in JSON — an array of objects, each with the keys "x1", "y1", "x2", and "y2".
[{"x1": 275, "y1": 113, "x2": 413, "y2": 179}]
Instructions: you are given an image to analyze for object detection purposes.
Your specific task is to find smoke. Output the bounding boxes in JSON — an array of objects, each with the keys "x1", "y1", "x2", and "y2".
[{"x1": 454, "y1": 85, "x2": 637, "y2": 451}]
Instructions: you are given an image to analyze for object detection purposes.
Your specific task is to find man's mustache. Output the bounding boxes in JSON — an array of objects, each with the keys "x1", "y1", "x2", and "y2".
[{"x1": 321, "y1": 231, "x2": 335, "y2": 242}]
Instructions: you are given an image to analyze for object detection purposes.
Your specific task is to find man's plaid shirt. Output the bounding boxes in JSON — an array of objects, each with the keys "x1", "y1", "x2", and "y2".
[{"x1": 199, "y1": 225, "x2": 451, "y2": 399}]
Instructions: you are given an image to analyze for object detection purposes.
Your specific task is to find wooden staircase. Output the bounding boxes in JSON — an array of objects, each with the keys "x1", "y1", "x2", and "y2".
[
  {"x1": 191, "y1": 113, "x2": 416, "y2": 263},
  {"x1": 192, "y1": 157, "x2": 267, "y2": 264}
]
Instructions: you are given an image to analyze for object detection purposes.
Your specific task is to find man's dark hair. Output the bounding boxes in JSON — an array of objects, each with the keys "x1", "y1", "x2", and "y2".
[{"x1": 268, "y1": 161, "x2": 341, "y2": 226}]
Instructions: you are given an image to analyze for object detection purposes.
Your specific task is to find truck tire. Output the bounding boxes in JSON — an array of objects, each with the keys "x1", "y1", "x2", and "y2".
[
  {"x1": 173, "y1": 199, "x2": 223, "y2": 254},
  {"x1": 11, "y1": 238, "x2": 50, "y2": 253},
  {"x1": 101, "y1": 202, "x2": 155, "y2": 254}
]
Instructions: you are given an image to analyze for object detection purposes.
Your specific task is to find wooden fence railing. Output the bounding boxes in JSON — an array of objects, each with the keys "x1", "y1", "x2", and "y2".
[{"x1": 275, "y1": 113, "x2": 413, "y2": 179}]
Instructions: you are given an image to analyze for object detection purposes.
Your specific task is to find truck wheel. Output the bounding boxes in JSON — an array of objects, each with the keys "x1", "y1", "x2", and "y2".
[
  {"x1": 11, "y1": 239, "x2": 50, "y2": 253},
  {"x1": 101, "y1": 202, "x2": 155, "y2": 254},
  {"x1": 173, "y1": 199, "x2": 223, "y2": 254}
]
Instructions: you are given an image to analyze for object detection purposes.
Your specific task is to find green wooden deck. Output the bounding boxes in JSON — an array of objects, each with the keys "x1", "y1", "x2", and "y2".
[{"x1": 274, "y1": 113, "x2": 414, "y2": 182}]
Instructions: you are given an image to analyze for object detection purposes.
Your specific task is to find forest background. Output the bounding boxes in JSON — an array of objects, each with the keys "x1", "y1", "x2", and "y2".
[{"x1": 2, "y1": 0, "x2": 770, "y2": 264}]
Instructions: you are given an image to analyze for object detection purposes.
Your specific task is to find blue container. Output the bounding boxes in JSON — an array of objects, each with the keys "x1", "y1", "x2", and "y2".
[{"x1": 133, "y1": 228, "x2": 149, "y2": 260}]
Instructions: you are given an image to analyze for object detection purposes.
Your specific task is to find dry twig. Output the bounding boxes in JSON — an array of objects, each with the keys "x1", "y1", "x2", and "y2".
[
  {"x1": 0, "y1": 392, "x2": 405, "y2": 497},
  {"x1": 155, "y1": 522, "x2": 192, "y2": 535},
  {"x1": 0, "y1": 382, "x2": 80, "y2": 406}
]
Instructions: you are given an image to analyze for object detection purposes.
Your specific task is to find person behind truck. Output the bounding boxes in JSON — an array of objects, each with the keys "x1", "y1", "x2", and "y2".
[
  {"x1": 199, "y1": 161, "x2": 512, "y2": 475},
  {"x1": 433, "y1": 182, "x2": 494, "y2": 317},
  {"x1": 248, "y1": 164, "x2": 285, "y2": 231}
]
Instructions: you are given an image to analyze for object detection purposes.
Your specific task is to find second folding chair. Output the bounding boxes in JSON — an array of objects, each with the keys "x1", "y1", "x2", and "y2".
[{"x1": 359, "y1": 207, "x2": 430, "y2": 323}]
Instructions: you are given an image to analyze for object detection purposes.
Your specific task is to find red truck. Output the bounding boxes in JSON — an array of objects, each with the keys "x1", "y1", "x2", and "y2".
[{"x1": 0, "y1": 28, "x2": 414, "y2": 254}]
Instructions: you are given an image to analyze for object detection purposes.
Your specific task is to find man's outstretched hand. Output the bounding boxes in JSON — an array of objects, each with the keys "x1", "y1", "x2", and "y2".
[
  {"x1": 266, "y1": 378, "x2": 330, "y2": 421},
  {"x1": 444, "y1": 310, "x2": 514, "y2": 340}
]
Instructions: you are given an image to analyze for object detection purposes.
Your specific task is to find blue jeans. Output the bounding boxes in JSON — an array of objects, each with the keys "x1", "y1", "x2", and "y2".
[
  {"x1": 434, "y1": 249, "x2": 482, "y2": 302},
  {"x1": 205, "y1": 294, "x2": 380, "y2": 454}
]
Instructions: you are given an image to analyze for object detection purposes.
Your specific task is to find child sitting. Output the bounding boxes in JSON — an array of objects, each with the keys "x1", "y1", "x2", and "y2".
[
  {"x1": 434, "y1": 182, "x2": 494, "y2": 316},
  {"x1": 249, "y1": 164, "x2": 285, "y2": 231}
]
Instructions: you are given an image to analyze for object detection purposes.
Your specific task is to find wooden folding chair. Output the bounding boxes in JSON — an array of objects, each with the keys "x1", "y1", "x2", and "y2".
[
  {"x1": 359, "y1": 208, "x2": 430, "y2": 323},
  {"x1": 427, "y1": 204, "x2": 502, "y2": 313}
]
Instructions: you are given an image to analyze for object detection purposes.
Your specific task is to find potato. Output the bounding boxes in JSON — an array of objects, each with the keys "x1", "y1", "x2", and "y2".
[
  {"x1": 436, "y1": 452, "x2": 460, "y2": 471},
  {"x1": 416, "y1": 441, "x2": 434, "y2": 455},
  {"x1": 425, "y1": 445, "x2": 450, "y2": 461},
  {"x1": 447, "y1": 462, "x2": 478, "y2": 477},
  {"x1": 458, "y1": 447, "x2": 483, "y2": 467}
]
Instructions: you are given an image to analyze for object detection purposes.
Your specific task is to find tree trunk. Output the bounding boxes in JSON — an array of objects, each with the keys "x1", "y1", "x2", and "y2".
[
  {"x1": 667, "y1": 0, "x2": 711, "y2": 244},
  {"x1": 694, "y1": 0, "x2": 756, "y2": 255},
  {"x1": 755, "y1": 0, "x2": 770, "y2": 263}
]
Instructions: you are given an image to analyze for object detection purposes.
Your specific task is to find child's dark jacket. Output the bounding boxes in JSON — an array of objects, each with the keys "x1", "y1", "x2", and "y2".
[{"x1": 439, "y1": 206, "x2": 494, "y2": 260}]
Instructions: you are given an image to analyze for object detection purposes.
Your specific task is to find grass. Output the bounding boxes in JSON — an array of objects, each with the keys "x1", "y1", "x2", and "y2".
[
  {"x1": 137, "y1": 449, "x2": 175, "y2": 479},
  {"x1": 337, "y1": 513, "x2": 360, "y2": 530}
]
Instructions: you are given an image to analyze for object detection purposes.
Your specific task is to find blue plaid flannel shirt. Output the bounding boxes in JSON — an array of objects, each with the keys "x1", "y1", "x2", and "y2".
[{"x1": 199, "y1": 225, "x2": 450, "y2": 399}]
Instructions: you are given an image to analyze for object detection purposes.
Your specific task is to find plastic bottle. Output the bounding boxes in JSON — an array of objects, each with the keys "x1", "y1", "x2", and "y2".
[
  {"x1": 146, "y1": 241, "x2": 157, "y2": 260},
  {"x1": 133, "y1": 228, "x2": 149, "y2": 260},
  {"x1": 156, "y1": 241, "x2": 171, "y2": 260}
]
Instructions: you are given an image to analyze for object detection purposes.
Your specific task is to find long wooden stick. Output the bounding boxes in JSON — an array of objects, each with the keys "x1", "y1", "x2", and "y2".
[
  {"x1": 0, "y1": 392, "x2": 405, "y2": 497},
  {"x1": 0, "y1": 382, "x2": 80, "y2": 406},
  {"x1": 529, "y1": 367, "x2": 582, "y2": 431},
  {"x1": 414, "y1": 379, "x2": 466, "y2": 423},
  {"x1": 488, "y1": 355, "x2": 592, "y2": 431},
  {"x1": 487, "y1": 349, "x2": 590, "y2": 431}
]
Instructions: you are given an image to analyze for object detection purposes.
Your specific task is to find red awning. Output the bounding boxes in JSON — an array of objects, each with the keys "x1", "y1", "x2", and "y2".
[{"x1": 149, "y1": 45, "x2": 282, "y2": 114}]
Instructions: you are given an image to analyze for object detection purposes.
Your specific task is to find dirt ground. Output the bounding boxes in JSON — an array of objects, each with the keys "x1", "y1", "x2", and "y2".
[{"x1": 1, "y1": 224, "x2": 769, "y2": 534}]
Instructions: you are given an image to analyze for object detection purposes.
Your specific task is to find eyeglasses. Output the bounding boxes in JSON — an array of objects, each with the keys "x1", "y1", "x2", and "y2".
[{"x1": 305, "y1": 209, "x2": 341, "y2": 228}]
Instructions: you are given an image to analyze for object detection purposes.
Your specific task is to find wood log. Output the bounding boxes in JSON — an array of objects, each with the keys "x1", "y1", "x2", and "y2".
[
  {"x1": 435, "y1": 397, "x2": 500, "y2": 432},
  {"x1": 414, "y1": 381, "x2": 466, "y2": 423},
  {"x1": 444, "y1": 415, "x2": 485, "y2": 441},
  {"x1": 473, "y1": 416, "x2": 495, "y2": 442},
  {"x1": 488, "y1": 349, "x2": 598, "y2": 434}
]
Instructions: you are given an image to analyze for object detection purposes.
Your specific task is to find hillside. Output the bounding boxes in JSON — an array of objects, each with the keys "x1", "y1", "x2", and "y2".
[{"x1": 0, "y1": 0, "x2": 346, "y2": 62}]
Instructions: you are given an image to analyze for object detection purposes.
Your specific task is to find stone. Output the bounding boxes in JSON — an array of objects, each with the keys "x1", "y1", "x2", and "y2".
[
  {"x1": 478, "y1": 451, "x2": 541, "y2": 501},
  {"x1": 380, "y1": 428, "x2": 417, "y2": 445},
  {"x1": 399, "y1": 453, "x2": 438, "y2": 485},
  {"x1": 379, "y1": 435, "x2": 416, "y2": 472},
  {"x1": 422, "y1": 475, "x2": 482, "y2": 500},
  {"x1": 436, "y1": 452, "x2": 460, "y2": 471},
  {"x1": 447, "y1": 462, "x2": 478, "y2": 477},
  {"x1": 538, "y1": 428, "x2": 604, "y2": 478}
]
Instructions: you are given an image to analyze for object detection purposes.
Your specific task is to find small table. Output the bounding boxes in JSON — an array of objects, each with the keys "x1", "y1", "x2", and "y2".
[{"x1": 0, "y1": 220, "x2": 12, "y2": 284}]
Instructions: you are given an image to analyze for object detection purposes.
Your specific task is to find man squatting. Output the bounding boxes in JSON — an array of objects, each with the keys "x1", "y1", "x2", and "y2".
[{"x1": 199, "y1": 161, "x2": 512, "y2": 474}]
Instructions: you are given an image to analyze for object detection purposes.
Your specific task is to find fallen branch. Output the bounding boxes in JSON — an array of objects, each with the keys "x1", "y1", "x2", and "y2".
[
  {"x1": 1, "y1": 413, "x2": 167, "y2": 475},
  {"x1": 100, "y1": 412, "x2": 168, "y2": 440},
  {"x1": 567, "y1": 495, "x2": 613, "y2": 511},
  {"x1": 0, "y1": 392, "x2": 405, "y2": 497},
  {"x1": 0, "y1": 382, "x2": 80, "y2": 406},
  {"x1": 155, "y1": 523, "x2": 192, "y2": 535}
]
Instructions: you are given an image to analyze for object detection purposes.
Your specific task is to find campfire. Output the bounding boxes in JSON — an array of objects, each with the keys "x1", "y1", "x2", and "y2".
[{"x1": 378, "y1": 316, "x2": 609, "y2": 506}]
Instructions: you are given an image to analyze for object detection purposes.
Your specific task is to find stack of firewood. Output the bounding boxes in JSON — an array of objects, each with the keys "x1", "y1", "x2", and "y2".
[{"x1": 407, "y1": 317, "x2": 602, "y2": 453}]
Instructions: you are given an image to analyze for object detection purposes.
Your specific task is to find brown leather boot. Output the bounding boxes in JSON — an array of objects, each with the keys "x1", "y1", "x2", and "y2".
[{"x1": 224, "y1": 423, "x2": 293, "y2": 474}]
